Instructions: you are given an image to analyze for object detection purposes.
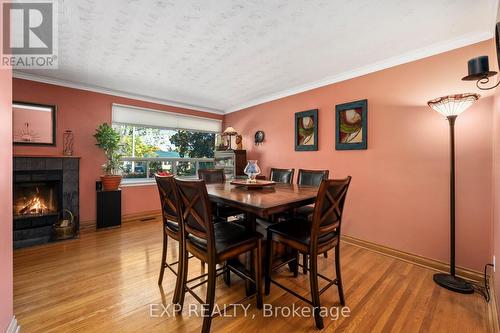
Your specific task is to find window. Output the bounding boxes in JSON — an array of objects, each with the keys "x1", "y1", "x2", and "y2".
[{"x1": 112, "y1": 104, "x2": 221, "y2": 182}]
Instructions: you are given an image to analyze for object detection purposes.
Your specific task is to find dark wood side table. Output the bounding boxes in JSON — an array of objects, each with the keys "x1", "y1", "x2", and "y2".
[{"x1": 96, "y1": 189, "x2": 121, "y2": 229}]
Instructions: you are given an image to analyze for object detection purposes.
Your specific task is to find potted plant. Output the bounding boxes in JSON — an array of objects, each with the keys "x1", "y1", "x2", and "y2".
[{"x1": 94, "y1": 123, "x2": 123, "y2": 191}]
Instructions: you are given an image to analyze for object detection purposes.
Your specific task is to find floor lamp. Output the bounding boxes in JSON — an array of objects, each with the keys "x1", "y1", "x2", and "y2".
[{"x1": 427, "y1": 93, "x2": 480, "y2": 294}]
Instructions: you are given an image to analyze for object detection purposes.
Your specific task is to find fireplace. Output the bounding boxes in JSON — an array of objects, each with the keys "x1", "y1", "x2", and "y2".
[
  {"x1": 13, "y1": 156, "x2": 80, "y2": 249},
  {"x1": 14, "y1": 171, "x2": 62, "y2": 217}
]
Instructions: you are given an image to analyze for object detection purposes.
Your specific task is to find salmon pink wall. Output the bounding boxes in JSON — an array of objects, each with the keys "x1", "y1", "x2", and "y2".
[
  {"x1": 12, "y1": 79, "x2": 223, "y2": 224},
  {"x1": 0, "y1": 68, "x2": 13, "y2": 330},
  {"x1": 225, "y1": 40, "x2": 496, "y2": 271}
]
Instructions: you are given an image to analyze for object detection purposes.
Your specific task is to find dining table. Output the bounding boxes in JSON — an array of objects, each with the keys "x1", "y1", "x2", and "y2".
[{"x1": 206, "y1": 181, "x2": 319, "y2": 294}]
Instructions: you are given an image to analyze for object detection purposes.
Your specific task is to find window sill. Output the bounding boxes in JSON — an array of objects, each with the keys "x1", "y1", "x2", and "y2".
[
  {"x1": 120, "y1": 176, "x2": 199, "y2": 187},
  {"x1": 120, "y1": 179, "x2": 156, "y2": 187}
]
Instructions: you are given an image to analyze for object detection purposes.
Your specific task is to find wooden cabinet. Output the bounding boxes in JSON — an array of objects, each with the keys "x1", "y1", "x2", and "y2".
[{"x1": 214, "y1": 150, "x2": 247, "y2": 179}]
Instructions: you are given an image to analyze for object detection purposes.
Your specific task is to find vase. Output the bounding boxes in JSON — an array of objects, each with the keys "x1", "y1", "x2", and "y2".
[
  {"x1": 63, "y1": 130, "x2": 74, "y2": 156},
  {"x1": 244, "y1": 160, "x2": 261, "y2": 182}
]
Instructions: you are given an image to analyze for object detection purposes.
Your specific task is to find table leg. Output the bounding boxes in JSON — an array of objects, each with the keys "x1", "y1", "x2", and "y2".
[
  {"x1": 245, "y1": 212, "x2": 257, "y2": 296},
  {"x1": 245, "y1": 212, "x2": 256, "y2": 232}
]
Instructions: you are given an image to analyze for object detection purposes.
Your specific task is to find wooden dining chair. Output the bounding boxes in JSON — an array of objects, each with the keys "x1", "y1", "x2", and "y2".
[
  {"x1": 270, "y1": 168, "x2": 295, "y2": 184},
  {"x1": 198, "y1": 168, "x2": 225, "y2": 184},
  {"x1": 256, "y1": 168, "x2": 295, "y2": 273},
  {"x1": 198, "y1": 168, "x2": 243, "y2": 223},
  {"x1": 296, "y1": 169, "x2": 330, "y2": 272},
  {"x1": 268, "y1": 167, "x2": 295, "y2": 222},
  {"x1": 175, "y1": 179, "x2": 263, "y2": 333},
  {"x1": 265, "y1": 177, "x2": 352, "y2": 329},
  {"x1": 297, "y1": 169, "x2": 329, "y2": 186},
  {"x1": 154, "y1": 175, "x2": 186, "y2": 304},
  {"x1": 294, "y1": 169, "x2": 330, "y2": 219}
]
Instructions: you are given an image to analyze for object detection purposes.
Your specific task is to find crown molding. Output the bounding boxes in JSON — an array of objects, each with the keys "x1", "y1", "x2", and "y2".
[
  {"x1": 12, "y1": 71, "x2": 224, "y2": 115},
  {"x1": 225, "y1": 31, "x2": 494, "y2": 113}
]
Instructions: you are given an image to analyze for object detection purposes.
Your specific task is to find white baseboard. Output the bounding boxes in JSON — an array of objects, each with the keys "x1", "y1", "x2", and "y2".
[
  {"x1": 489, "y1": 275, "x2": 500, "y2": 333},
  {"x1": 6, "y1": 316, "x2": 20, "y2": 333}
]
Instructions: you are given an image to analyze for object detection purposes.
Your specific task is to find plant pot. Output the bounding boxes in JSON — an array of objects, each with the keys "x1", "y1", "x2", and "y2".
[{"x1": 100, "y1": 175, "x2": 122, "y2": 191}]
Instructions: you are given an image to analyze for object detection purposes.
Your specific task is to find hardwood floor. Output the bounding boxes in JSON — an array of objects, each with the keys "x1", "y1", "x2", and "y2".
[{"x1": 14, "y1": 219, "x2": 492, "y2": 332}]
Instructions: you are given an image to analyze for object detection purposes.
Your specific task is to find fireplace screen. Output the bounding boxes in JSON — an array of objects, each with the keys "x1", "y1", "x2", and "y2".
[{"x1": 14, "y1": 181, "x2": 60, "y2": 217}]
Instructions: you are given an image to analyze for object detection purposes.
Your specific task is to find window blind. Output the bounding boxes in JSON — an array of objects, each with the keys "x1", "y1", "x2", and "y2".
[{"x1": 112, "y1": 104, "x2": 222, "y2": 132}]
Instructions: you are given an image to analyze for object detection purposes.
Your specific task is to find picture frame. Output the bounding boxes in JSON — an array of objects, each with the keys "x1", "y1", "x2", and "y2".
[
  {"x1": 335, "y1": 99, "x2": 367, "y2": 150},
  {"x1": 295, "y1": 109, "x2": 318, "y2": 151},
  {"x1": 13, "y1": 101, "x2": 56, "y2": 146}
]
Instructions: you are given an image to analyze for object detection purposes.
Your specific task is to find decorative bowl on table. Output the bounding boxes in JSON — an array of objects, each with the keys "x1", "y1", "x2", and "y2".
[{"x1": 230, "y1": 179, "x2": 276, "y2": 189}]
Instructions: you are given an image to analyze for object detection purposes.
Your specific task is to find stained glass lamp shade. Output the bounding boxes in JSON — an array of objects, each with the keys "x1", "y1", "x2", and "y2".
[
  {"x1": 223, "y1": 126, "x2": 238, "y2": 135},
  {"x1": 222, "y1": 126, "x2": 237, "y2": 150},
  {"x1": 427, "y1": 93, "x2": 480, "y2": 117}
]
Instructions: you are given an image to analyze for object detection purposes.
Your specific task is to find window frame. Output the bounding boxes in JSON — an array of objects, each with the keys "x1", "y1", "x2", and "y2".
[{"x1": 111, "y1": 105, "x2": 220, "y2": 184}]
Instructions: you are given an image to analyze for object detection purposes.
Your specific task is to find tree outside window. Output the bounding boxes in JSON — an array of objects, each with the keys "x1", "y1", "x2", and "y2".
[{"x1": 114, "y1": 124, "x2": 215, "y2": 178}]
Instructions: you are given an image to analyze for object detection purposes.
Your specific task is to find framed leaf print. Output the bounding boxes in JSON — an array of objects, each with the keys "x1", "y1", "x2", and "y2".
[
  {"x1": 335, "y1": 99, "x2": 367, "y2": 150},
  {"x1": 295, "y1": 109, "x2": 318, "y2": 151}
]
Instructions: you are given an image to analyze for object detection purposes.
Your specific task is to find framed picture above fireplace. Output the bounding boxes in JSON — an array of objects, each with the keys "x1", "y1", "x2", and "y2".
[{"x1": 13, "y1": 102, "x2": 56, "y2": 146}]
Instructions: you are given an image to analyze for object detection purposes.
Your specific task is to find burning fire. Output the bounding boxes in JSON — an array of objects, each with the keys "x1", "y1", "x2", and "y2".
[{"x1": 17, "y1": 187, "x2": 51, "y2": 216}]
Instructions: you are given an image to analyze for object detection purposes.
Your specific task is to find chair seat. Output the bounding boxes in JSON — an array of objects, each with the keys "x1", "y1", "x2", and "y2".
[
  {"x1": 268, "y1": 218, "x2": 337, "y2": 247},
  {"x1": 216, "y1": 204, "x2": 244, "y2": 218},
  {"x1": 256, "y1": 217, "x2": 277, "y2": 229},
  {"x1": 165, "y1": 220, "x2": 179, "y2": 232},
  {"x1": 294, "y1": 205, "x2": 315, "y2": 219},
  {"x1": 188, "y1": 222, "x2": 263, "y2": 260}
]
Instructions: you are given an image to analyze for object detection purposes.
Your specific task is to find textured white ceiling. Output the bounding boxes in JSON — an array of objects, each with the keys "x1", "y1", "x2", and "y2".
[{"x1": 15, "y1": 0, "x2": 497, "y2": 113}]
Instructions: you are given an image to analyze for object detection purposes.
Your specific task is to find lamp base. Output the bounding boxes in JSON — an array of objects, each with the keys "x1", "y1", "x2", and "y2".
[{"x1": 433, "y1": 273, "x2": 474, "y2": 294}]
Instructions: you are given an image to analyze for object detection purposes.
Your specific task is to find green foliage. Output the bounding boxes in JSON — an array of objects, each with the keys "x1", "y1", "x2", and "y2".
[
  {"x1": 170, "y1": 131, "x2": 215, "y2": 158},
  {"x1": 115, "y1": 125, "x2": 163, "y2": 158},
  {"x1": 93, "y1": 123, "x2": 123, "y2": 175},
  {"x1": 148, "y1": 161, "x2": 163, "y2": 175},
  {"x1": 170, "y1": 131, "x2": 215, "y2": 176},
  {"x1": 121, "y1": 135, "x2": 158, "y2": 157},
  {"x1": 109, "y1": 124, "x2": 216, "y2": 178}
]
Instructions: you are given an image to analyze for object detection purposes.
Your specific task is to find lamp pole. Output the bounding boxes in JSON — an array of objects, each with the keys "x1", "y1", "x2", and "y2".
[
  {"x1": 448, "y1": 115, "x2": 456, "y2": 277},
  {"x1": 432, "y1": 115, "x2": 473, "y2": 294}
]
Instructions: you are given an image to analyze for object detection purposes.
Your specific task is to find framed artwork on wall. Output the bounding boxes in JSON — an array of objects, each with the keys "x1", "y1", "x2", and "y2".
[
  {"x1": 295, "y1": 109, "x2": 318, "y2": 151},
  {"x1": 335, "y1": 99, "x2": 367, "y2": 150},
  {"x1": 13, "y1": 102, "x2": 56, "y2": 146}
]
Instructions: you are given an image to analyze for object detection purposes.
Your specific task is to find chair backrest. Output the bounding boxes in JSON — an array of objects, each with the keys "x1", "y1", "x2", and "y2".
[
  {"x1": 198, "y1": 168, "x2": 225, "y2": 184},
  {"x1": 297, "y1": 169, "x2": 329, "y2": 186},
  {"x1": 270, "y1": 168, "x2": 295, "y2": 184},
  {"x1": 174, "y1": 179, "x2": 215, "y2": 250},
  {"x1": 155, "y1": 175, "x2": 181, "y2": 230},
  {"x1": 310, "y1": 177, "x2": 352, "y2": 250}
]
